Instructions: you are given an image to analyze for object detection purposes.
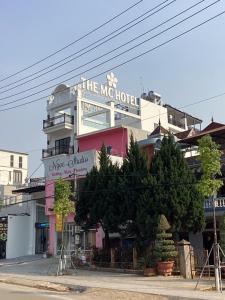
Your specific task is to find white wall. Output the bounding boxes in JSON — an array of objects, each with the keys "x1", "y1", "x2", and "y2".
[
  {"x1": 140, "y1": 99, "x2": 168, "y2": 132},
  {"x1": 6, "y1": 214, "x2": 35, "y2": 259},
  {"x1": 0, "y1": 150, "x2": 28, "y2": 186}
]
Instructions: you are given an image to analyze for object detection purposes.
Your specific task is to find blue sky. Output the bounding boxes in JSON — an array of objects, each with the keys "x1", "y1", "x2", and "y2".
[{"x1": 0, "y1": 0, "x2": 225, "y2": 177}]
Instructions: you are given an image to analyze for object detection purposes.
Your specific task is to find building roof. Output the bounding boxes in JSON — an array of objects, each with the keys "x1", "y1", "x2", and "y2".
[
  {"x1": 202, "y1": 121, "x2": 225, "y2": 132},
  {"x1": 0, "y1": 149, "x2": 28, "y2": 155},
  {"x1": 175, "y1": 128, "x2": 196, "y2": 140},
  {"x1": 179, "y1": 121, "x2": 225, "y2": 146},
  {"x1": 12, "y1": 185, "x2": 45, "y2": 194},
  {"x1": 149, "y1": 124, "x2": 170, "y2": 136}
]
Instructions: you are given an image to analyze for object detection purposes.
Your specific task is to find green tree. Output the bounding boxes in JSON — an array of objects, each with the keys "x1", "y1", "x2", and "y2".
[
  {"x1": 197, "y1": 135, "x2": 223, "y2": 197},
  {"x1": 76, "y1": 144, "x2": 122, "y2": 248},
  {"x1": 120, "y1": 134, "x2": 152, "y2": 245},
  {"x1": 53, "y1": 178, "x2": 75, "y2": 251},
  {"x1": 154, "y1": 214, "x2": 177, "y2": 262},
  {"x1": 150, "y1": 135, "x2": 205, "y2": 234}
]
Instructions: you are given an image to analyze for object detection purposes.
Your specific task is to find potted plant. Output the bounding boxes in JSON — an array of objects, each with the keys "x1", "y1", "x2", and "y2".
[
  {"x1": 154, "y1": 215, "x2": 177, "y2": 276},
  {"x1": 138, "y1": 256, "x2": 156, "y2": 276}
]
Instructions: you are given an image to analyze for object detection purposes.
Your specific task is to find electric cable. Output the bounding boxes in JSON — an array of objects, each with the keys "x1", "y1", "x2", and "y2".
[
  {"x1": 0, "y1": 0, "x2": 219, "y2": 107},
  {"x1": 0, "y1": 0, "x2": 143, "y2": 83},
  {"x1": 0, "y1": 0, "x2": 174, "y2": 92},
  {"x1": 0, "y1": 0, "x2": 179, "y2": 100},
  {"x1": 0, "y1": 9, "x2": 224, "y2": 113}
]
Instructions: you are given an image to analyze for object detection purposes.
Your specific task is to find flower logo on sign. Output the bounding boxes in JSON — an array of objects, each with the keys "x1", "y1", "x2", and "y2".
[{"x1": 107, "y1": 72, "x2": 118, "y2": 89}]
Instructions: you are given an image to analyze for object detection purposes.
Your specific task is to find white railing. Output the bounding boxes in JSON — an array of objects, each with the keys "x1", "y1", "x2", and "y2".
[{"x1": 204, "y1": 197, "x2": 225, "y2": 209}]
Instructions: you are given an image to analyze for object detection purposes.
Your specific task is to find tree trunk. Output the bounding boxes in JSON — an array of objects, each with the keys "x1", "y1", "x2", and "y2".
[{"x1": 104, "y1": 229, "x2": 111, "y2": 249}]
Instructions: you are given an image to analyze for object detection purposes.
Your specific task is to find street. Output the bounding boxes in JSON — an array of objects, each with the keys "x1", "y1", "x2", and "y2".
[{"x1": 0, "y1": 282, "x2": 170, "y2": 300}]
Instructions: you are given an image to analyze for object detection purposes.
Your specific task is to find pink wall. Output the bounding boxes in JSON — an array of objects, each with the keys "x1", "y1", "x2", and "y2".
[
  {"x1": 78, "y1": 127, "x2": 128, "y2": 157},
  {"x1": 45, "y1": 180, "x2": 55, "y2": 216}
]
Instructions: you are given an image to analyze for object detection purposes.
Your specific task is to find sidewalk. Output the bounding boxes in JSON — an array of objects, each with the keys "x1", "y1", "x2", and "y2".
[
  {"x1": 0, "y1": 254, "x2": 43, "y2": 266},
  {"x1": 0, "y1": 257, "x2": 224, "y2": 299}
]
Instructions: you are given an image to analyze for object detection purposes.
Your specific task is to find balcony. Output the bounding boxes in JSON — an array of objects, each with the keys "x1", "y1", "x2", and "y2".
[
  {"x1": 43, "y1": 114, "x2": 74, "y2": 134},
  {"x1": 204, "y1": 196, "x2": 225, "y2": 214},
  {"x1": 168, "y1": 117, "x2": 186, "y2": 129},
  {"x1": 42, "y1": 146, "x2": 74, "y2": 159}
]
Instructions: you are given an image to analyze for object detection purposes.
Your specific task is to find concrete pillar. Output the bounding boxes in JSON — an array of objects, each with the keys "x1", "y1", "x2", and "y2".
[
  {"x1": 178, "y1": 239, "x2": 192, "y2": 279},
  {"x1": 133, "y1": 247, "x2": 138, "y2": 269}
]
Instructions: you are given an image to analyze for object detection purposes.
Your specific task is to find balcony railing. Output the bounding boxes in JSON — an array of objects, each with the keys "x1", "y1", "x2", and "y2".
[
  {"x1": 168, "y1": 118, "x2": 186, "y2": 129},
  {"x1": 204, "y1": 197, "x2": 225, "y2": 210},
  {"x1": 43, "y1": 114, "x2": 74, "y2": 129},
  {"x1": 42, "y1": 146, "x2": 74, "y2": 158}
]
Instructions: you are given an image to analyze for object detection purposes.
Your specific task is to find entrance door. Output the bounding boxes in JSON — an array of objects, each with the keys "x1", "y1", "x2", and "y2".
[
  {"x1": 0, "y1": 240, "x2": 6, "y2": 259},
  {"x1": 35, "y1": 228, "x2": 48, "y2": 254}
]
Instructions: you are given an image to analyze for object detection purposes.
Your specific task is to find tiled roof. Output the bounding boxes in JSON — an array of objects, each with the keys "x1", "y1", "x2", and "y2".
[{"x1": 149, "y1": 125, "x2": 170, "y2": 136}]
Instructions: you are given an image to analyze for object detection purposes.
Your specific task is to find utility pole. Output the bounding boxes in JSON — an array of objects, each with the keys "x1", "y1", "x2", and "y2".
[{"x1": 212, "y1": 192, "x2": 221, "y2": 292}]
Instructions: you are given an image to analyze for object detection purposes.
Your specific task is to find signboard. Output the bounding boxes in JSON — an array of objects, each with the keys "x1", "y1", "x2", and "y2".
[
  {"x1": 71, "y1": 73, "x2": 140, "y2": 108},
  {"x1": 35, "y1": 222, "x2": 49, "y2": 229},
  {"x1": 55, "y1": 215, "x2": 63, "y2": 232},
  {"x1": 44, "y1": 150, "x2": 96, "y2": 180},
  {"x1": 0, "y1": 217, "x2": 8, "y2": 241}
]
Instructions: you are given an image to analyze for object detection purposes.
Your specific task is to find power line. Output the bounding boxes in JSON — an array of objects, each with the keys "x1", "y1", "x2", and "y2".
[
  {"x1": 0, "y1": 1, "x2": 219, "y2": 108},
  {"x1": 0, "y1": 0, "x2": 174, "y2": 92},
  {"x1": 0, "y1": 0, "x2": 179, "y2": 102},
  {"x1": 0, "y1": 0, "x2": 143, "y2": 83},
  {"x1": 0, "y1": 9, "x2": 224, "y2": 113}
]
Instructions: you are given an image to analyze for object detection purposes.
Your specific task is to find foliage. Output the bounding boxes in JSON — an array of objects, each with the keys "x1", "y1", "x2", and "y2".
[
  {"x1": 197, "y1": 135, "x2": 223, "y2": 197},
  {"x1": 220, "y1": 213, "x2": 225, "y2": 260},
  {"x1": 154, "y1": 215, "x2": 177, "y2": 262},
  {"x1": 120, "y1": 134, "x2": 151, "y2": 244},
  {"x1": 138, "y1": 255, "x2": 156, "y2": 269},
  {"x1": 114, "y1": 247, "x2": 133, "y2": 269},
  {"x1": 149, "y1": 135, "x2": 205, "y2": 233},
  {"x1": 76, "y1": 144, "x2": 122, "y2": 247},
  {"x1": 92, "y1": 247, "x2": 110, "y2": 267},
  {"x1": 53, "y1": 178, "x2": 75, "y2": 218}
]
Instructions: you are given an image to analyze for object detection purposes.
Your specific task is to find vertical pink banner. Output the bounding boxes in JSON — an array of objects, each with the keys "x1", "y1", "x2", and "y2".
[{"x1": 96, "y1": 226, "x2": 105, "y2": 249}]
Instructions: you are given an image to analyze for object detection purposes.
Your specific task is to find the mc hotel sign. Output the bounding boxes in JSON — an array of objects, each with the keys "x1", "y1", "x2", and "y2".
[
  {"x1": 71, "y1": 72, "x2": 140, "y2": 108},
  {"x1": 44, "y1": 150, "x2": 96, "y2": 180}
]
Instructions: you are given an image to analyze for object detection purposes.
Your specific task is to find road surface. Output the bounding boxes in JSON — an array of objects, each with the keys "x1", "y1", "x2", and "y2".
[{"x1": 0, "y1": 282, "x2": 170, "y2": 300}]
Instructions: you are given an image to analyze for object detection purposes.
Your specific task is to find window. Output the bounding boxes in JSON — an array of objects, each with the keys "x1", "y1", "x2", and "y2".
[
  {"x1": 9, "y1": 171, "x2": 11, "y2": 182},
  {"x1": 106, "y1": 145, "x2": 112, "y2": 155},
  {"x1": 19, "y1": 156, "x2": 23, "y2": 168},
  {"x1": 10, "y1": 155, "x2": 14, "y2": 167},
  {"x1": 55, "y1": 137, "x2": 71, "y2": 154},
  {"x1": 13, "y1": 170, "x2": 22, "y2": 185}
]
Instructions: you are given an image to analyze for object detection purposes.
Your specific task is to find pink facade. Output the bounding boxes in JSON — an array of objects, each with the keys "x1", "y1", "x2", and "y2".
[
  {"x1": 78, "y1": 127, "x2": 128, "y2": 157},
  {"x1": 46, "y1": 127, "x2": 128, "y2": 254}
]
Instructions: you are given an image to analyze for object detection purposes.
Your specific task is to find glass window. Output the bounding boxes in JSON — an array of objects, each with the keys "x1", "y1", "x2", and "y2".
[
  {"x1": 10, "y1": 155, "x2": 14, "y2": 167},
  {"x1": 13, "y1": 170, "x2": 22, "y2": 185},
  {"x1": 19, "y1": 156, "x2": 23, "y2": 168},
  {"x1": 55, "y1": 137, "x2": 70, "y2": 154}
]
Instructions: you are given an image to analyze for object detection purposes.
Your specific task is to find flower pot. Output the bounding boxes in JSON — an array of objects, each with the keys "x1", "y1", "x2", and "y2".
[
  {"x1": 157, "y1": 261, "x2": 174, "y2": 276},
  {"x1": 144, "y1": 267, "x2": 157, "y2": 277}
]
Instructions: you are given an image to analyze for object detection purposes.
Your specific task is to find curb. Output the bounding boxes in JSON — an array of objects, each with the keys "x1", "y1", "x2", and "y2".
[{"x1": 0, "y1": 277, "x2": 71, "y2": 292}]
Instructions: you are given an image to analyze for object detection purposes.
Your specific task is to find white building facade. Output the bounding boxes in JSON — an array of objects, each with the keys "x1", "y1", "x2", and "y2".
[{"x1": 0, "y1": 150, "x2": 31, "y2": 259}]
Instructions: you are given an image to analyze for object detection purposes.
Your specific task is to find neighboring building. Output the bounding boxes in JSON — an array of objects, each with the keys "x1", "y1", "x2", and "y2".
[
  {"x1": 178, "y1": 121, "x2": 225, "y2": 257},
  {"x1": 42, "y1": 73, "x2": 202, "y2": 255},
  {"x1": 0, "y1": 149, "x2": 28, "y2": 259}
]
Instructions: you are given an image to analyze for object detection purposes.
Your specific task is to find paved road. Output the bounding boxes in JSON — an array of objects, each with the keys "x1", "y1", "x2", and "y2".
[
  {"x1": 0, "y1": 282, "x2": 171, "y2": 300},
  {"x1": 0, "y1": 283, "x2": 68, "y2": 300}
]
